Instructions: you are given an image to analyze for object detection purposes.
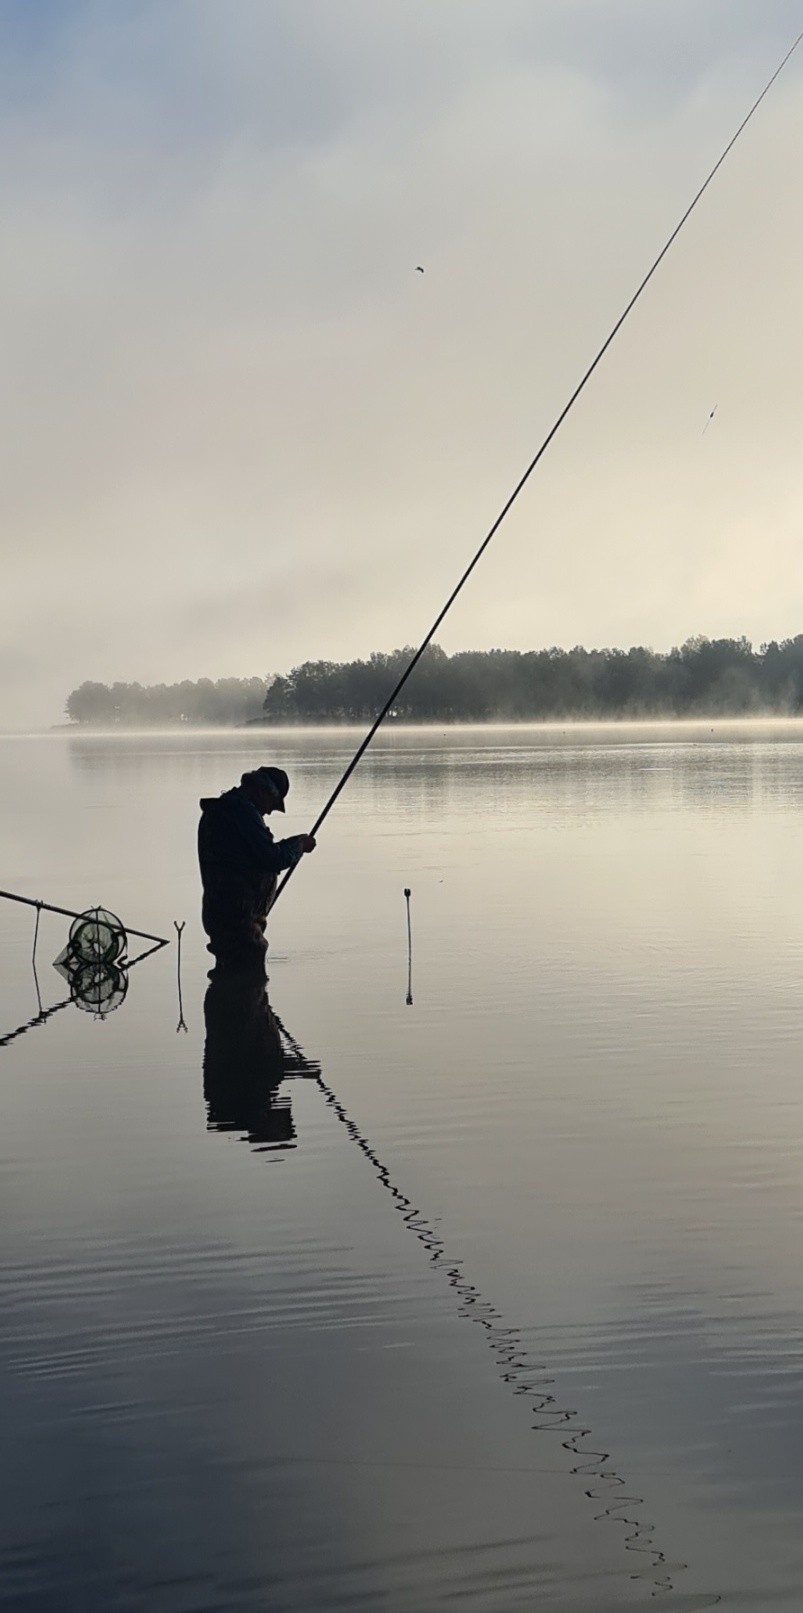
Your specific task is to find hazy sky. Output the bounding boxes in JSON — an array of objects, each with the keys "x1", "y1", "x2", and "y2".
[{"x1": 2, "y1": 1, "x2": 803, "y2": 726}]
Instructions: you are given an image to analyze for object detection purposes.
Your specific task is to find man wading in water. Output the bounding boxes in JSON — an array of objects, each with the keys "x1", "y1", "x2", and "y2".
[{"x1": 198, "y1": 766, "x2": 315, "y2": 967}]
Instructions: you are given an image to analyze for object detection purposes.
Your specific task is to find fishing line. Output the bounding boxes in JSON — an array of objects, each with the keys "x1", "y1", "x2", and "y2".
[
  {"x1": 272, "y1": 1012, "x2": 706, "y2": 1601},
  {"x1": 270, "y1": 29, "x2": 802, "y2": 910}
]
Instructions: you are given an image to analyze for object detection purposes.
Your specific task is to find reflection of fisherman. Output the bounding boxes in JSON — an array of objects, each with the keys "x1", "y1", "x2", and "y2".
[
  {"x1": 203, "y1": 965, "x2": 294, "y2": 1147},
  {"x1": 198, "y1": 766, "x2": 316, "y2": 965}
]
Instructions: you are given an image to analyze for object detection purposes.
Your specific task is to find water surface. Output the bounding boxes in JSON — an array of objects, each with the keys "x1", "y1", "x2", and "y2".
[{"x1": 3, "y1": 722, "x2": 803, "y2": 1610}]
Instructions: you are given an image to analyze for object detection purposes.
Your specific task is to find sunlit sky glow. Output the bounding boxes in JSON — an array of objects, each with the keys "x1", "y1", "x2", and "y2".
[{"x1": 2, "y1": 1, "x2": 803, "y2": 726}]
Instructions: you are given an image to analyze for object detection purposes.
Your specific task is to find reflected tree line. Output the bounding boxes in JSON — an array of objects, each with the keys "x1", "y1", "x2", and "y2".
[{"x1": 66, "y1": 635, "x2": 803, "y2": 725}]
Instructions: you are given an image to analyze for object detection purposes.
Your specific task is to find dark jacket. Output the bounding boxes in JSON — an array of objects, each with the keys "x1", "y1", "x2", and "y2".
[
  {"x1": 198, "y1": 789, "x2": 306, "y2": 958},
  {"x1": 198, "y1": 789, "x2": 305, "y2": 880}
]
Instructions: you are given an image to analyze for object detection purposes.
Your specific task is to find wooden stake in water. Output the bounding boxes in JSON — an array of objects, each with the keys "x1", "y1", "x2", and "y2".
[
  {"x1": 174, "y1": 921, "x2": 187, "y2": 1033},
  {"x1": 404, "y1": 888, "x2": 413, "y2": 1006},
  {"x1": 31, "y1": 902, "x2": 43, "y2": 1016}
]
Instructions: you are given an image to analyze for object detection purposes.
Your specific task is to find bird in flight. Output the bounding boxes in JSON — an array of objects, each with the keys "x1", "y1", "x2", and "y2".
[
  {"x1": 415, "y1": 265, "x2": 424, "y2": 273},
  {"x1": 702, "y1": 405, "x2": 718, "y2": 435}
]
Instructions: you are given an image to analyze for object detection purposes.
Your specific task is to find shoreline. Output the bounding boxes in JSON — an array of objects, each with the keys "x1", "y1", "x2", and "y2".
[{"x1": 1, "y1": 713, "x2": 803, "y2": 740}]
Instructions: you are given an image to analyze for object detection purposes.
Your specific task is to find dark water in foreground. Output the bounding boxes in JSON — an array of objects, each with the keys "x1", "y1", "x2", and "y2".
[{"x1": 3, "y1": 722, "x2": 803, "y2": 1610}]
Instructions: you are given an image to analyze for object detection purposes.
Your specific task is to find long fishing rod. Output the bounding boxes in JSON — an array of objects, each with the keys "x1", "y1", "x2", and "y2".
[{"x1": 271, "y1": 29, "x2": 802, "y2": 909}]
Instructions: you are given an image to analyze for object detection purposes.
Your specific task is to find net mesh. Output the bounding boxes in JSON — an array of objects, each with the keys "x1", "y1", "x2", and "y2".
[
  {"x1": 68, "y1": 908, "x2": 126, "y2": 966},
  {"x1": 70, "y1": 960, "x2": 129, "y2": 1016}
]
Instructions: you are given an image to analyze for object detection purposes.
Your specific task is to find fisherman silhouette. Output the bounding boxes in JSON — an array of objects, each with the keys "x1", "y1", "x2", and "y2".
[
  {"x1": 203, "y1": 963, "x2": 295, "y2": 1148},
  {"x1": 198, "y1": 766, "x2": 316, "y2": 967}
]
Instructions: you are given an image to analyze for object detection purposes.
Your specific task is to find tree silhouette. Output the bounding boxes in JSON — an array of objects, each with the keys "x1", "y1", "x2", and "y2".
[{"x1": 65, "y1": 637, "x2": 803, "y2": 726}]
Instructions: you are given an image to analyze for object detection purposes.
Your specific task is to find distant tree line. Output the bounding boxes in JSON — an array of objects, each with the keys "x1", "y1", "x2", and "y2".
[
  {"x1": 260, "y1": 637, "x2": 803, "y2": 722},
  {"x1": 65, "y1": 637, "x2": 803, "y2": 726},
  {"x1": 65, "y1": 677, "x2": 267, "y2": 726}
]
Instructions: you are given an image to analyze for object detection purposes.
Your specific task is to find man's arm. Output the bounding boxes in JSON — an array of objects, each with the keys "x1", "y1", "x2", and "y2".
[{"x1": 234, "y1": 800, "x2": 313, "y2": 872}]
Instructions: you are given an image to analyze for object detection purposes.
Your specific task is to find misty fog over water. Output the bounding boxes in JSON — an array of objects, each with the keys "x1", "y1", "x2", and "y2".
[{"x1": 3, "y1": 722, "x2": 803, "y2": 1609}]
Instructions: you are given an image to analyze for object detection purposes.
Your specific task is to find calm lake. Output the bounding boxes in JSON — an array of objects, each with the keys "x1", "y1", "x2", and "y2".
[{"x1": 3, "y1": 722, "x2": 803, "y2": 1611}]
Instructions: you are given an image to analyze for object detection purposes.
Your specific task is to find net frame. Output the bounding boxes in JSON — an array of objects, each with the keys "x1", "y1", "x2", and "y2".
[{"x1": 67, "y1": 908, "x2": 127, "y2": 967}]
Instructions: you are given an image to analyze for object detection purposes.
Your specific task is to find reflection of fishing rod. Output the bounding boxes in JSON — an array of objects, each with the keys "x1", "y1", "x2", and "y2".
[
  {"x1": 272, "y1": 1012, "x2": 695, "y2": 1600},
  {"x1": 269, "y1": 31, "x2": 801, "y2": 911}
]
